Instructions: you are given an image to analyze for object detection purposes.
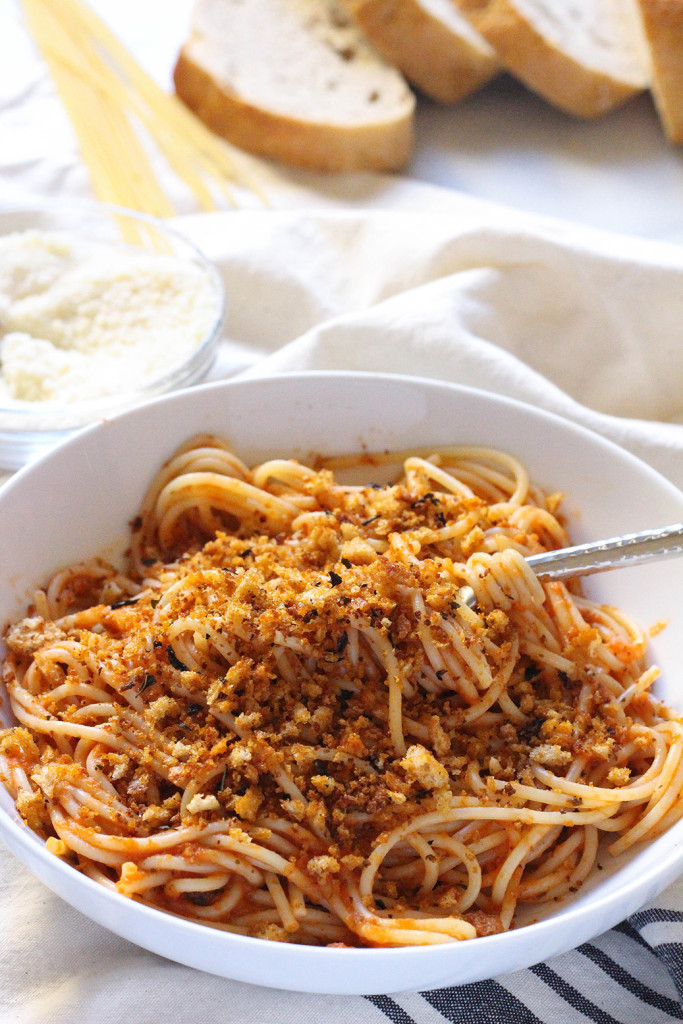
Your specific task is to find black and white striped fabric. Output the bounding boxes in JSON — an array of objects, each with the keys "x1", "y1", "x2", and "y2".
[{"x1": 364, "y1": 891, "x2": 683, "y2": 1024}]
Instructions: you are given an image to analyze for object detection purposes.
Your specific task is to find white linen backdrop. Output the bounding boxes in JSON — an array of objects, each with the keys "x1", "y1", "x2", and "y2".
[
  {"x1": 184, "y1": 202, "x2": 683, "y2": 486},
  {"x1": 1, "y1": 199, "x2": 683, "y2": 1024}
]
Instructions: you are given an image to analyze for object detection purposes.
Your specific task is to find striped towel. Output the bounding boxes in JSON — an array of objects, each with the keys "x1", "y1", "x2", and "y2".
[{"x1": 368, "y1": 903, "x2": 683, "y2": 1024}]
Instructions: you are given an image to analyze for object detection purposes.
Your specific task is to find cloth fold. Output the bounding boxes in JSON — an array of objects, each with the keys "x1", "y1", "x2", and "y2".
[
  {"x1": 2, "y1": 201, "x2": 683, "y2": 1023},
  {"x1": 180, "y1": 206, "x2": 683, "y2": 487}
]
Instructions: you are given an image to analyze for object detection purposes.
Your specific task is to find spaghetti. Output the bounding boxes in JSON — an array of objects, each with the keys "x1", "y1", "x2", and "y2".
[
  {"x1": 21, "y1": 0, "x2": 267, "y2": 215},
  {"x1": 1, "y1": 435, "x2": 682, "y2": 947}
]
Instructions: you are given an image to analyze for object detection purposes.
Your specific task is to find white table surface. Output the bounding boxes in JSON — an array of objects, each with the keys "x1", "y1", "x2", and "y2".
[{"x1": 411, "y1": 79, "x2": 683, "y2": 246}]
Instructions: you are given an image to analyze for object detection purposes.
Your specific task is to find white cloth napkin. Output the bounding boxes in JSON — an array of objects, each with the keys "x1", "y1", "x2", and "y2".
[
  {"x1": 184, "y1": 203, "x2": 683, "y2": 487},
  {"x1": 2, "y1": 201, "x2": 683, "y2": 1024}
]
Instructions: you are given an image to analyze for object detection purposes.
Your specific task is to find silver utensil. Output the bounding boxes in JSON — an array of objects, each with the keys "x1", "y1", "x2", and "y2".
[{"x1": 459, "y1": 522, "x2": 683, "y2": 608}]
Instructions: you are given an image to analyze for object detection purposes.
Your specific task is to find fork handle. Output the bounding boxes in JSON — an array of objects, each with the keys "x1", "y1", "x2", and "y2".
[{"x1": 526, "y1": 523, "x2": 683, "y2": 581}]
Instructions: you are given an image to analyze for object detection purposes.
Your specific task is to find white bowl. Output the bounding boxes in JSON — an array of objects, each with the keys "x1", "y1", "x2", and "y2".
[
  {"x1": 0, "y1": 200, "x2": 225, "y2": 470},
  {"x1": 1, "y1": 371, "x2": 682, "y2": 994}
]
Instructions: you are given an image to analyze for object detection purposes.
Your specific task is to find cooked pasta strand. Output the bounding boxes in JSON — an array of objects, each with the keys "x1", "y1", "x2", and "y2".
[{"x1": 1, "y1": 437, "x2": 680, "y2": 948}]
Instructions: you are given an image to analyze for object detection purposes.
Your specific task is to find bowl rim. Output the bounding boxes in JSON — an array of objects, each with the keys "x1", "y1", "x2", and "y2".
[{"x1": 1, "y1": 369, "x2": 682, "y2": 993}]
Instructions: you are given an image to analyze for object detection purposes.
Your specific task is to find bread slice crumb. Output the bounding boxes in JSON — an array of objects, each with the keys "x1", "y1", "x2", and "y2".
[
  {"x1": 174, "y1": 0, "x2": 415, "y2": 171},
  {"x1": 343, "y1": 0, "x2": 499, "y2": 103},
  {"x1": 455, "y1": 0, "x2": 650, "y2": 117},
  {"x1": 636, "y1": 0, "x2": 683, "y2": 142}
]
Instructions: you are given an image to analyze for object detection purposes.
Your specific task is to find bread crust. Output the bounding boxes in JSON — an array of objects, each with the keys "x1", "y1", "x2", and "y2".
[
  {"x1": 344, "y1": 0, "x2": 499, "y2": 104},
  {"x1": 456, "y1": 0, "x2": 649, "y2": 117},
  {"x1": 173, "y1": 48, "x2": 414, "y2": 173},
  {"x1": 637, "y1": 0, "x2": 683, "y2": 142}
]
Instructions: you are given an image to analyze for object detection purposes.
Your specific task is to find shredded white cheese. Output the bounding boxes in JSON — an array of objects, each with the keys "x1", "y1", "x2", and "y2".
[{"x1": 0, "y1": 230, "x2": 219, "y2": 406}]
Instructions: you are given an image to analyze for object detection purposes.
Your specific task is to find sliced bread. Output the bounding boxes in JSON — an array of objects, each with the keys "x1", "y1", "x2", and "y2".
[
  {"x1": 341, "y1": 0, "x2": 499, "y2": 104},
  {"x1": 636, "y1": 0, "x2": 683, "y2": 142},
  {"x1": 455, "y1": 0, "x2": 651, "y2": 117},
  {"x1": 173, "y1": 0, "x2": 415, "y2": 173}
]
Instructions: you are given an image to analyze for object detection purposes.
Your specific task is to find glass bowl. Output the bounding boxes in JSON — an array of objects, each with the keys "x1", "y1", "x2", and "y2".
[{"x1": 0, "y1": 200, "x2": 225, "y2": 469}]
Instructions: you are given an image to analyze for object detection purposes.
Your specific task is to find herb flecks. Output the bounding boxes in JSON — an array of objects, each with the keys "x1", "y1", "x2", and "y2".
[
  {"x1": 167, "y1": 646, "x2": 189, "y2": 672},
  {"x1": 110, "y1": 596, "x2": 140, "y2": 610},
  {"x1": 138, "y1": 673, "x2": 157, "y2": 694}
]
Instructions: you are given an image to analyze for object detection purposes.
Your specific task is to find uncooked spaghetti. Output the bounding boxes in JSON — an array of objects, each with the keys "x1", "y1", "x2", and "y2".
[
  {"x1": 1, "y1": 435, "x2": 681, "y2": 947},
  {"x1": 21, "y1": 0, "x2": 266, "y2": 214}
]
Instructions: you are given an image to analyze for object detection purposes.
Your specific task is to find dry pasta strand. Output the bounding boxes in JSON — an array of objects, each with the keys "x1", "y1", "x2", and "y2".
[{"x1": 21, "y1": 0, "x2": 268, "y2": 215}]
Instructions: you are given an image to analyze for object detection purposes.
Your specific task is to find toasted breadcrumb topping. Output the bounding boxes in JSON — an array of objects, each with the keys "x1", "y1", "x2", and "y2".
[{"x1": 0, "y1": 448, "x2": 669, "y2": 946}]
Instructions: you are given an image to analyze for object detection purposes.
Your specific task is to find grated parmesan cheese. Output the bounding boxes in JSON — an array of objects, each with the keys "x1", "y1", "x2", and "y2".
[{"x1": 0, "y1": 230, "x2": 219, "y2": 406}]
